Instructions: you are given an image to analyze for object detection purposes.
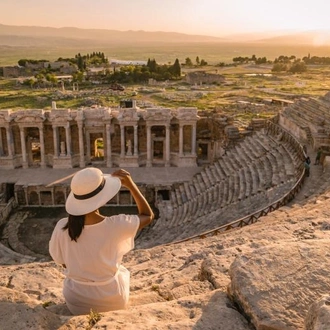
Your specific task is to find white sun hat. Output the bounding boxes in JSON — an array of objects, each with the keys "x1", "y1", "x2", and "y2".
[{"x1": 65, "y1": 168, "x2": 121, "y2": 216}]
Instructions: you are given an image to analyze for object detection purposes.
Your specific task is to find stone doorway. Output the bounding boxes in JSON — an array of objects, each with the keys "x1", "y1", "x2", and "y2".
[
  {"x1": 197, "y1": 142, "x2": 209, "y2": 164},
  {"x1": 153, "y1": 139, "x2": 165, "y2": 164},
  {"x1": 90, "y1": 133, "x2": 104, "y2": 164},
  {"x1": 26, "y1": 127, "x2": 41, "y2": 166},
  {"x1": 0, "y1": 127, "x2": 8, "y2": 156}
]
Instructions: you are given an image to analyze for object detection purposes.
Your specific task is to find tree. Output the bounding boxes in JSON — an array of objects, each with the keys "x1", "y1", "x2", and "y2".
[
  {"x1": 170, "y1": 58, "x2": 181, "y2": 77},
  {"x1": 147, "y1": 58, "x2": 157, "y2": 72},
  {"x1": 185, "y1": 57, "x2": 193, "y2": 66},
  {"x1": 271, "y1": 63, "x2": 288, "y2": 72},
  {"x1": 18, "y1": 59, "x2": 28, "y2": 67},
  {"x1": 23, "y1": 78, "x2": 36, "y2": 88},
  {"x1": 200, "y1": 59, "x2": 207, "y2": 66},
  {"x1": 45, "y1": 73, "x2": 58, "y2": 86},
  {"x1": 196, "y1": 56, "x2": 200, "y2": 65},
  {"x1": 255, "y1": 57, "x2": 267, "y2": 64},
  {"x1": 289, "y1": 61, "x2": 307, "y2": 73},
  {"x1": 77, "y1": 55, "x2": 84, "y2": 71},
  {"x1": 73, "y1": 71, "x2": 84, "y2": 83}
]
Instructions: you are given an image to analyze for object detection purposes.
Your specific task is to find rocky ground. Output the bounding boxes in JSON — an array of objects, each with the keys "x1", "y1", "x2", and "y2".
[{"x1": 1, "y1": 150, "x2": 330, "y2": 329}]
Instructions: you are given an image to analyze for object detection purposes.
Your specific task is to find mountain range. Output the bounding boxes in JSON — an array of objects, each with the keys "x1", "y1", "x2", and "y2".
[{"x1": 1, "y1": 24, "x2": 330, "y2": 47}]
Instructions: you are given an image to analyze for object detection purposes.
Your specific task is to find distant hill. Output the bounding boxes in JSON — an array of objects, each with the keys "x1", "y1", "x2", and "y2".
[
  {"x1": 1, "y1": 24, "x2": 330, "y2": 48},
  {"x1": 0, "y1": 24, "x2": 224, "y2": 46},
  {"x1": 256, "y1": 30, "x2": 330, "y2": 46}
]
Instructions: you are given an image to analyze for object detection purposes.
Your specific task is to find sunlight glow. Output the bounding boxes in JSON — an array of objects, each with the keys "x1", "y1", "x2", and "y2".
[{"x1": 1, "y1": 0, "x2": 330, "y2": 37}]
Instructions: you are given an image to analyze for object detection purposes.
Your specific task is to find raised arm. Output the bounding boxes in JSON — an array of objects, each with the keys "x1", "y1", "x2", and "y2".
[{"x1": 111, "y1": 169, "x2": 154, "y2": 230}]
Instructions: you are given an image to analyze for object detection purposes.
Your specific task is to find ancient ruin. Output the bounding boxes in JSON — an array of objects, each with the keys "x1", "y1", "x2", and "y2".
[
  {"x1": 2, "y1": 91, "x2": 330, "y2": 329},
  {"x1": 0, "y1": 100, "x2": 232, "y2": 207}
]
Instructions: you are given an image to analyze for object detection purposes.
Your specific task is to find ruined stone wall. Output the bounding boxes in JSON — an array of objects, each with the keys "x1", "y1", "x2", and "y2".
[{"x1": 0, "y1": 105, "x2": 233, "y2": 171}]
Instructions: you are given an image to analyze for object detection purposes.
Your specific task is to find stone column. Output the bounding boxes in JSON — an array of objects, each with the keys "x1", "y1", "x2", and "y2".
[
  {"x1": 0, "y1": 128, "x2": 4, "y2": 156},
  {"x1": 134, "y1": 125, "x2": 138, "y2": 156},
  {"x1": 146, "y1": 124, "x2": 152, "y2": 167},
  {"x1": 65, "y1": 124, "x2": 72, "y2": 156},
  {"x1": 77, "y1": 122, "x2": 85, "y2": 168},
  {"x1": 37, "y1": 188, "x2": 41, "y2": 205},
  {"x1": 86, "y1": 131, "x2": 91, "y2": 164},
  {"x1": 120, "y1": 125, "x2": 125, "y2": 157},
  {"x1": 192, "y1": 123, "x2": 197, "y2": 155},
  {"x1": 106, "y1": 123, "x2": 112, "y2": 167},
  {"x1": 179, "y1": 124, "x2": 183, "y2": 156},
  {"x1": 165, "y1": 125, "x2": 170, "y2": 167},
  {"x1": 5, "y1": 127, "x2": 13, "y2": 157},
  {"x1": 51, "y1": 187, "x2": 55, "y2": 206},
  {"x1": 20, "y1": 127, "x2": 28, "y2": 168},
  {"x1": 24, "y1": 186, "x2": 28, "y2": 205},
  {"x1": 39, "y1": 126, "x2": 46, "y2": 168},
  {"x1": 53, "y1": 126, "x2": 59, "y2": 157}
]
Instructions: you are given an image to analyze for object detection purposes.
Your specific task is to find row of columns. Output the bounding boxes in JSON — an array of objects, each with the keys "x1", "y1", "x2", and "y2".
[
  {"x1": 120, "y1": 125, "x2": 139, "y2": 157},
  {"x1": 179, "y1": 124, "x2": 197, "y2": 156},
  {"x1": 19, "y1": 125, "x2": 46, "y2": 169},
  {"x1": 0, "y1": 126, "x2": 14, "y2": 157},
  {"x1": 20, "y1": 186, "x2": 68, "y2": 206},
  {"x1": 53, "y1": 124, "x2": 72, "y2": 157},
  {"x1": 0, "y1": 121, "x2": 198, "y2": 168},
  {"x1": 19, "y1": 187, "x2": 136, "y2": 207}
]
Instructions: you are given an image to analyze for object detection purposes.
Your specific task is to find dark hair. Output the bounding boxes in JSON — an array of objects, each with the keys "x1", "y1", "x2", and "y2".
[{"x1": 62, "y1": 214, "x2": 85, "y2": 242}]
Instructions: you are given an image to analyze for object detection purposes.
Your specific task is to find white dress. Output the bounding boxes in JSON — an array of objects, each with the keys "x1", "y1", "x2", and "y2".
[{"x1": 49, "y1": 214, "x2": 139, "y2": 315}]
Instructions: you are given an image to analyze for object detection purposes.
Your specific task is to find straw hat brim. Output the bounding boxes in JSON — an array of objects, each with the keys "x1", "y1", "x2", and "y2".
[{"x1": 65, "y1": 174, "x2": 121, "y2": 216}]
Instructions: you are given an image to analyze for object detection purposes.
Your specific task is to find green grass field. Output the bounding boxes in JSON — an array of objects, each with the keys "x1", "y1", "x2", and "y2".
[
  {"x1": 2, "y1": 42, "x2": 330, "y2": 66},
  {"x1": 1, "y1": 58, "x2": 330, "y2": 131}
]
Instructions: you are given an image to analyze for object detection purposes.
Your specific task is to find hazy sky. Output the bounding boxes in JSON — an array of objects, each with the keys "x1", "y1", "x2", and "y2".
[{"x1": 2, "y1": 0, "x2": 330, "y2": 36}]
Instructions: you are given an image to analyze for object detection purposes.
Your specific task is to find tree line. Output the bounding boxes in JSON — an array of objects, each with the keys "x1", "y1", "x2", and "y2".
[
  {"x1": 107, "y1": 58, "x2": 181, "y2": 84},
  {"x1": 231, "y1": 53, "x2": 330, "y2": 73}
]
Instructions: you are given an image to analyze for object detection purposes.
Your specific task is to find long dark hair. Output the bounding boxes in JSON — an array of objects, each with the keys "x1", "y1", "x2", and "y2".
[{"x1": 62, "y1": 214, "x2": 85, "y2": 242}]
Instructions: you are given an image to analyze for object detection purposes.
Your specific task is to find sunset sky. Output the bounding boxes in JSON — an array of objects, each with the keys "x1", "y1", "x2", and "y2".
[{"x1": 2, "y1": 0, "x2": 330, "y2": 36}]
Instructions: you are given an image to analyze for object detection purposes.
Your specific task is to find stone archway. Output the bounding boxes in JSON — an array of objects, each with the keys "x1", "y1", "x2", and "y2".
[{"x1": 28, "y1": 191, "x2": 39, "y2": 205}]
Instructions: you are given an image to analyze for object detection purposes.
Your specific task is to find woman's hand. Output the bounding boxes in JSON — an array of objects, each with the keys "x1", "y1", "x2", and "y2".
[
  {"x1": 111, "y1": 169, "x2": 133, "y2": 188},
  {"x1": 111, "y1": 168, "x2": 154, "y2": 230}
]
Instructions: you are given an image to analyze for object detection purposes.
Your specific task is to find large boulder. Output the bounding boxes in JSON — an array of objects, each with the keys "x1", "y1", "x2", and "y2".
[
  {"x1": 305, "y1": 295, "x2": 330, "y2": 330},
  {"x1": 228, "y1": 240, "x2": 330, "y2": 330}
]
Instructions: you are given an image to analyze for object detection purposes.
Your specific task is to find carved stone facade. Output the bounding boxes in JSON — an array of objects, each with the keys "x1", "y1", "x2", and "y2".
[{"x1": 0, "y1": 102, "x2": 231, "y2": 169}]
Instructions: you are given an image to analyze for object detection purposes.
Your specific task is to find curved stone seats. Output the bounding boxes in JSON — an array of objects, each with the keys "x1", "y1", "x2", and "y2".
[
  {"x1": 283, "y1": 98, "x2": 330, "y2": 131},
  {"x1": 238, "y1": 168, "x2": 246, "y2": 200},
  {"x1": 137, "y1": 129, "x2": 301, "y2": 249},
  {"x1": 137, "y1": 179, "x2": 296, "y2": 248},
  {"x1": 283, "y1": 104, "x2": 311, "y2": 128},
  {"x1": 250, "y1": 162, "x2": 260, "y2": 195},
  {"x1": 302, "y1": 98, "x2": 330, "y2": 122},
  {"x1": 243, "y1": 166, "x2": 253, "y2": 198},
  {"x1": 174, "y1": 133, "x2": 288, "y2": 215},
  {"x1": 261, "y1": 156, "x2": 273, "y2": 188}
]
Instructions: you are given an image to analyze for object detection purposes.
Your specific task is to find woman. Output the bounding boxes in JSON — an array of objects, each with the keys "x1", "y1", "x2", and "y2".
[{"x1": 49, "y1": 168, "x2": 154, "y2": 315}]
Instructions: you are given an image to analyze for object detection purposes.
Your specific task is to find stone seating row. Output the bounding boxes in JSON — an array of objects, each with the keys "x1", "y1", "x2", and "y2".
[
  {"x1": 284, "y1": 103, "x2": 313, "y2": 127},
  {"x1": 156, "y1": 131, "x2": 300, "y2": 229},
  {"x1": 140, "y1": 179, "x2": 296, "y2": 247},
  {"x1": 284, "y1": 99, "x2": 330, "y2": 131},
  {"x1": 297, "y1": 100, "x2": 330, "y2": 128}
]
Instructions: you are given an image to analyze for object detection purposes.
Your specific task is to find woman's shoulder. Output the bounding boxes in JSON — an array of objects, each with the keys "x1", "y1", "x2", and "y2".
[
  {"x1": 105, "y1": 214, "x2": 138, "y2": 220},
  {"x1": 54, "y1": 217, "x2": 68, "y2": 229},
  {"x1": 105, "y1": 214, "x2": 139, "y2": 225}
]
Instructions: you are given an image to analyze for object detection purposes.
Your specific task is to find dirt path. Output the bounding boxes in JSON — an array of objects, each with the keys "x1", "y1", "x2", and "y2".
[{"x1": 289, "y1": 146, "x2": 328, "y2": 205}]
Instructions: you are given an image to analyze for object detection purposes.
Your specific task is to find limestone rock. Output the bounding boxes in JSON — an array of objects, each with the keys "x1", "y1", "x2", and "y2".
[
  {"x1": 0, "y1": 287, "x2": 62, "y2": 330},
  {"x1": 228, "y1": 240, "x2": 330, "y2": 330},
  {"x1": 305, "y1": 295, "x2": 330, "y2": 330},
  {"x1": 93, "y1": 291, "x2": 251, "y2": 330}
]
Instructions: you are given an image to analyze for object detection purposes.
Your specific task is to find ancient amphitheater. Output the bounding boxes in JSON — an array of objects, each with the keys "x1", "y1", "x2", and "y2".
[{"x1": 1, "y1": 93, "x2": 330, "y2": 329}]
